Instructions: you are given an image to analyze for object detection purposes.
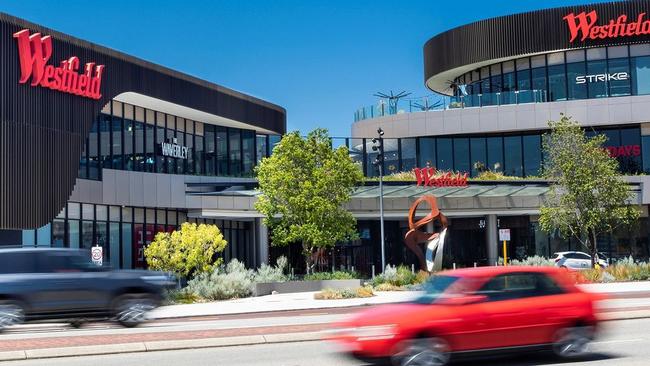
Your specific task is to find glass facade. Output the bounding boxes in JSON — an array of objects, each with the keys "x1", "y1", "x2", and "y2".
[
  {"x1": 346, "y1": 126, "x2": 643, "y2": 178},
  {"x1": 18, "y1": 202, "x2": 255, "y2": 270},
  {"x1": 78, "y1": 100, "x2": 280, "y2": 180},
  {"x1": 453, "y1": 44, "x2": 650, "y2": 107}
]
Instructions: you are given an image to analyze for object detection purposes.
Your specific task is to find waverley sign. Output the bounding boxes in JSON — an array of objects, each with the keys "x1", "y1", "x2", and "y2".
[
  {"x1": 563, "y1": 10, "x2": 650, "y2": 43},
  {"x1": 13, "y1": 29, "x2": 105, "y2": 100},
  {"x1": 160, "y1": 138, "x2": 189, "y2": 159}
]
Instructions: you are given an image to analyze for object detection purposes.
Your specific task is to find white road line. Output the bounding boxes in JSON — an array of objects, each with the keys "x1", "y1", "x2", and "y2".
[{"x1": 592, "y1": 338, "x2": 645, "y2": 345}]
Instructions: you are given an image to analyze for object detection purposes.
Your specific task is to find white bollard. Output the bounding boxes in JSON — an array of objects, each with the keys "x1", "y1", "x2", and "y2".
[
  {"x1": 291, "y1": 267, "x2": 294, "y2": 278},
  {"x1": 351, "y1": 266, "x2": 355, "y2": 273},
  {"x1": 411, "y1": 264, "x2": 415, "y2": 274},
  {"x1": 474, "y1": 262, "x2": 477, "y2": 268},
  {"x1": 453, "y1": 263, "x2": 456, "y2": 270},
  {"x1": 372, "y1": 265, "x2": 375, "y2": 278}
]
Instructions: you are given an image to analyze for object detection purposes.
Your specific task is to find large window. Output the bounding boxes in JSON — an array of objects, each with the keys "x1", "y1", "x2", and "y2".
[
  {"x1": 548, "y1": 64, "x2": 566, "y2": 101},
  {"x1": 470, "y1": 137, "x2": 486, "y2": 177},
  {"x1": 523, "y1": 135, "x2": 542, "y2": 177},
  {"x1": 436, "y1": 138, "x2": 453, "y2": 171},
  {"x1": 487, "y1": 137, "x2": 503, "y2": 172},
  {"x1": 453, "y1": 138, "x2": 470, "y2": 173},
  {"x1": 418, "y1": 137, "x2": 435, "y2": 167},
  {"x1": 503, "y1": 136, "x2": 523, "y2": 177},
  {"x1": 400, "y1": 138, "x2": 416, "y2": 171}
]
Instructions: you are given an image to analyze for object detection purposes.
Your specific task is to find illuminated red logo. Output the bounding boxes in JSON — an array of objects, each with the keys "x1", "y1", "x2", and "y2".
[
  {"x1": 414, "y1": 168, "x2": 468, "y2": 187},
  {"x1": 13, "y1": 29, "x2": 104, "y2": 100},
  {"x1": 563, "y1": 10, "x2": 650, "y2": 43},
  {"x1": 606, "y1": 144, "x2": 641, "y2": 158}
]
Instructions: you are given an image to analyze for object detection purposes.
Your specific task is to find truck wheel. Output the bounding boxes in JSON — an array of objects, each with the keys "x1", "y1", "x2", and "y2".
[
  {"x1": 112, "y1": 294, "x2": 156, "y2": 328},
  {"x1": 0, "y1": 300, "x2": 25, "y2": 330}
]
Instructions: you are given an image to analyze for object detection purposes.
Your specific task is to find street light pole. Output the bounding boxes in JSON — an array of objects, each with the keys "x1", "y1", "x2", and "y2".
[
  {"x1": 379, "y1": 161, "x2": 385, "y2": 271},
  {"x1": 372, "y1": 128, "x2": 386, "y2": 271}
]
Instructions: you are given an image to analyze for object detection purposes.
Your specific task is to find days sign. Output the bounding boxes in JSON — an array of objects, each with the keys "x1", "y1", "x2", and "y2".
[
  {"x1": 498, "y1": 229, "x2": 511, "y2": 241},
  {"x1": 606, "y1": 144, "x2": 641, "y2": 158},
  {"x1": 575, "y1": 72, "x2": 629, "y2": 84},
  {"x1": 160, "y1": 138, "x2": 189, "y2": 159},
  {"x1": 414, "y1": 167, "x2": 468, "y2": 187},
  {"x1": 564, "y1": 11, "x2": 650, "y2": 43},
  {"x1": 13, "y1": 29, "x2": 105, "y2": 100},
  {"x1": 91, "y1": 246, "x2": 103, "y2": 266}
]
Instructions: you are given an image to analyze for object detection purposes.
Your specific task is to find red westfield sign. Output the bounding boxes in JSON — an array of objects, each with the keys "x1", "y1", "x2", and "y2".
[
  {"x1": 414, "y1": 168, "x2": 468, "y2": 187},
  {"x1": 563, "y1": 10, "x2": 650, "y2": 43},
  {"x1": 13, "y1": 29, "x2": 104, "y2": 100}
]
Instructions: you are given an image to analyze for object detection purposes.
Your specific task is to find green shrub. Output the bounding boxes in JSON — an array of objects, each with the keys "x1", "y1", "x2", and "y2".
[
  {"x1": 162, "y1": 288, "x2": 200, "y2": 305},
  {"x1": 510, "y1": 255, "x2": 555, "y2": 266},
  {"x1": 253, "y1": 256, "x2": 289, "y2": 283},
  {"x1": 372, "y1": 265, "x2": 419, "y2": 288},
  {"x1": 304, "y1": 270, "x2": 360, "y2": 281},
  {"x1": 186, "y1": 259, "x2": 254, "y2": 300},
  {"x1": 314, "y1": 286, "x2": 374, "y2": 300}
]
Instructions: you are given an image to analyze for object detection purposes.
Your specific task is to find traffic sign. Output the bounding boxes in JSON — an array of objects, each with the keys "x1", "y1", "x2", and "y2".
[
  {"x1": 498, "y1": 229, "x2": 511, "y2": 241},
  {"x1": 91, "y1": 246, "x2": 103, "y2": 266}
]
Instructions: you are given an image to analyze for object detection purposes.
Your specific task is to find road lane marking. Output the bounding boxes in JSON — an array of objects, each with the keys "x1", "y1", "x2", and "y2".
[{"x1": 592, "y1": 338, "x2": 645, "y2": 345}]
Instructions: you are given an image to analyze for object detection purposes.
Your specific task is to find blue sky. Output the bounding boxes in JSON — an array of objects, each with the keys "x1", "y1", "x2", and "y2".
[{"x1": 3, "y1": 0, "x2": 609, "y2": 136}]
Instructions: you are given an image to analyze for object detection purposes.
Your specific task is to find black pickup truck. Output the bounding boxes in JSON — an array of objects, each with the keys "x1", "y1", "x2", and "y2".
[{"x1": 0, "y1": 248, "x2": 175, "y2": 330}]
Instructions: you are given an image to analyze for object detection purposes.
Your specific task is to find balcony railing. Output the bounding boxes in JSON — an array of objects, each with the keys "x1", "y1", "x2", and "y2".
[{"x1": 354, "y1": 90, "x2": 548, "y2": 122}]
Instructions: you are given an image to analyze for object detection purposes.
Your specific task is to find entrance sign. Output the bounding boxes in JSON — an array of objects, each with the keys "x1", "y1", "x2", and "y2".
[
  {"x1": 91, "y1": 246, "x2": 103, "y2": 266},
  {"x1": 563, "y1": 11, "x2": 650, "y2": 43},
  {"x1": 414, "y1": 168, "x2": 468, "y2": 187},
  {"x1": 498, "y1": 229, "x2": 511, "y2": 241},
  {"x1": 13, "y1": 29, "x2": 105, "y2": 100}
]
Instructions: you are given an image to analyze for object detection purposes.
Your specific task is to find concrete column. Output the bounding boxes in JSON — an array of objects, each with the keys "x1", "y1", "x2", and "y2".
[
  {"x1": 486, "y1": 214, "x2": 498, "y2": 266},
  {"x1": 255, "y1": 218, "x2": 269, "y2": 265}
]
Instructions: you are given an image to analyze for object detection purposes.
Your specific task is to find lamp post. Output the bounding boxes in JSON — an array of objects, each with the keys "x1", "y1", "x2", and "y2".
[{"x1": 372, "y1": 128, "x2": 386, "y2": 271}]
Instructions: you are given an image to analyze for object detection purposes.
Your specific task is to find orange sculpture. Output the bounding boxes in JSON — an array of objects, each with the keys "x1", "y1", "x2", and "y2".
[{"x1": 404, "y1": 195, "x2": 448, "y2": 272}]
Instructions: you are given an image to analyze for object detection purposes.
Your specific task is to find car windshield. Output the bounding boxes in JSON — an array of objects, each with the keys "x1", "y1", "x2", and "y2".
[{"x1": 412, "y1": 275, "x2": 460, "y2": 304}]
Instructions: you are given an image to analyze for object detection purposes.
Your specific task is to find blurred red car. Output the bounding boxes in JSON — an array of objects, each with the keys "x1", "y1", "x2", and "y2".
[{"x1": 329, "y1": 266, "x2": 603, "y2": 366}]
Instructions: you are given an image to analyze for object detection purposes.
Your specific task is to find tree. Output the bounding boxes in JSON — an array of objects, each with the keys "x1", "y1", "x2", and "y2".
[
  {"x1": 255, "y1": 128, "x2": 364, "y2": 273},
  {"x1": 539, "y1": 115, "x2": 639, "y2": 267},
  {"x1": 144, "y1": 222, "x2": 228, "y2": 278}
]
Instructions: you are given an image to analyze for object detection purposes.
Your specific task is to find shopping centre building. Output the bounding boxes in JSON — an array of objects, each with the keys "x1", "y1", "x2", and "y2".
[
  {"x1": 4, "y1": 1, "x2": 650, "y2": 274},
  {"x1": 0, "y1": 13, "x2": 285, "y2": 269},
  {"x1": 343, "y1": 0, "x2": 650, "y2": 272}
]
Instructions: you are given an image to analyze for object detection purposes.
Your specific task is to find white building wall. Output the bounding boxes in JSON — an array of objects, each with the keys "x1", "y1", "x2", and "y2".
[{"x1": 352, "y1": 94, "x2": 650, "y2": 138}]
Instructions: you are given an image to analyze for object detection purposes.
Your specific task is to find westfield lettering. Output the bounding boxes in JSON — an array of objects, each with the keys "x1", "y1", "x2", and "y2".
[
  {"x1": 414, "y1": 168, "x2": 468, "y2": 187},
  {"x1": 13, "y1": 29, "x2": 104, "y2": 100},
  {"x1": 564, "y1": 10, "x2": 650, "y2": 43}
]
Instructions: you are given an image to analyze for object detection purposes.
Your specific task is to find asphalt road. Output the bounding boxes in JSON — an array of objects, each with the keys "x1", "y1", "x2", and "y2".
[{"x1": 7, "y1": 317, "x2": 650, "y2": 366}]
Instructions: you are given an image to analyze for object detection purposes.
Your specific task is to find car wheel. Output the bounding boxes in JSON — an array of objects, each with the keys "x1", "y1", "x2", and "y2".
[
  {"x1": 392, "y1": 337, "x2": 450, "y2": 366},
  {"x1": 112, "y1": 294, "x2": 156, "y2": 328},
  {"x1": 69, "y1": 319, "x2": 85, "y2": 329},
  {"x1": 0, "y1": 301, "x2": 25, "y2": 330},
  {"x1": 552, "y1": 326, "x2": 593, "y2": 358}
]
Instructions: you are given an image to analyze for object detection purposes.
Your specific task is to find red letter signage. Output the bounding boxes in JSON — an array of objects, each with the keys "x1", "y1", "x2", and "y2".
[
  {"x1": 564, "y1": 10, "x2": 650, "y2": 43},
  {"x1": 13, "y1": 29, "x2": 105, "y2": 100},
  {"x1": 414, "y1": 168, "x2": 468, "y2": 187}
]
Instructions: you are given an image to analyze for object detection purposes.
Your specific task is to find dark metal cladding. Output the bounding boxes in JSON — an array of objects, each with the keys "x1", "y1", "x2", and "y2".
[
  {"x1": 424, "y1": 0, "x2": 650, "y2": 90},
  {"x1": 0, "y1": 13, "x2": 286, "y2": 230}
]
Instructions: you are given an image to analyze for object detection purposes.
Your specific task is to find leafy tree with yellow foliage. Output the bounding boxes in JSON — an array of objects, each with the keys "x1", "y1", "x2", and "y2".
[{"x1": 144, "y1": 222, "x2": 228, "y2": 278}]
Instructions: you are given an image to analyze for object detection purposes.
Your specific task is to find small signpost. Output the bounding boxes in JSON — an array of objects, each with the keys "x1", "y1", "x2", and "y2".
[
  {"x1": 499, "y1": 229, "x2": 511, "y2": 266},
  {"x1": 91, "y1": 245, "x2": 103, "y2": 266}
]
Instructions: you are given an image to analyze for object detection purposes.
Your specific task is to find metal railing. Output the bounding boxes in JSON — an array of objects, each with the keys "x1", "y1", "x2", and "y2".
[{"x1": 354, "y1": 90, "x2": 548, "y2": 122}]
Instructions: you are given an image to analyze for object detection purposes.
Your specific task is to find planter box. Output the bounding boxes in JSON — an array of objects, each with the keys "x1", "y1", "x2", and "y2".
[{"x1": 254, "y1": 279, "x2": 362, "y2": 296}]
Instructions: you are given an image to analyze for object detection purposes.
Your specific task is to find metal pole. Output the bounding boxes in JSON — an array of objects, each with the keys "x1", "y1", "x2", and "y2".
[{"x1": 379, "y1": 164, "x2": 386, "y2": 272}]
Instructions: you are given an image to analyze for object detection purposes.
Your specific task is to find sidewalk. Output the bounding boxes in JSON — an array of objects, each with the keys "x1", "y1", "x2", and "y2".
[
  {"x1": 150, "y1": 290, "x2": 415, "y2": 319},
  {"x1": 150, "y1": 281, "x2": 650, "y2": 320}
]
